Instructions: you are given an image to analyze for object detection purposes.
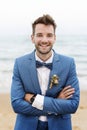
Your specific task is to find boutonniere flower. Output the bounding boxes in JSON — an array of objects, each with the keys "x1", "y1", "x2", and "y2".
[{"x1": 49, "y1": 75, "x2": 59, "y2": 89}]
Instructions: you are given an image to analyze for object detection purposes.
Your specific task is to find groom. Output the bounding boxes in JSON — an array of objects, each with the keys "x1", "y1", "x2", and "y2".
[{"x1": 11, "y1": 14, "x2": 80, "y2": 130}]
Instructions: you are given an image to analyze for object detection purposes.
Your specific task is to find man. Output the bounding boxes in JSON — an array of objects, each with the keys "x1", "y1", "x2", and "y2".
[{"x1": 11, "y1": 14, "x2": 80, "y2": 130}]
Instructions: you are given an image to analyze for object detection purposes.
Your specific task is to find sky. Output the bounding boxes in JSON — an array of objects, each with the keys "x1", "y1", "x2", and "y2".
[{"x1": 0, "y1": 0, "x2": 87, "y2": 37}]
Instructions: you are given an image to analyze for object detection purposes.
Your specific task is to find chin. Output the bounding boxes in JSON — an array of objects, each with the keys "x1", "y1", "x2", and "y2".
[{"x1": 39, "y1": 50, "x2": 51, "y2": 55}]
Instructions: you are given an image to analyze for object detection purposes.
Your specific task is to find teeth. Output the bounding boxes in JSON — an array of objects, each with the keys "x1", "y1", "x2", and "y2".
[
  {"x1": 43, "y1": 45, "x2": 44, "y2": 47},
  {"x1": 41, "y1": 45, "x2": 48, "y2": 47}
]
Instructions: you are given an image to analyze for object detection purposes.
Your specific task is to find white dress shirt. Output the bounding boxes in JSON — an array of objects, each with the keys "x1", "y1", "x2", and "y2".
[{"x1": 32, "y1": 51, "x2": 54, "y2": 121}]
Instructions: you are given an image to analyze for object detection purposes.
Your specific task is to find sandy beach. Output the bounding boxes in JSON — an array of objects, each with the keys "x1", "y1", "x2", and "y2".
[{"x1": 0, "y1": 91, "x2": 87, "y2": 130}]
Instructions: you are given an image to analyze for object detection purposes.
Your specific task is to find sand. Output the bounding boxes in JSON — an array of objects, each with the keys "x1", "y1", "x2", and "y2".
[{"x1": 0, "y1": 91, "x2": 87, "y2": 130}]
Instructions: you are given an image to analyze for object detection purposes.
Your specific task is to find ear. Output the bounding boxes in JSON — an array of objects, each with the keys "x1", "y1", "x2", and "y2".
[{"x1": 31, "y1": 34, "x2": 35, "y2": 43}]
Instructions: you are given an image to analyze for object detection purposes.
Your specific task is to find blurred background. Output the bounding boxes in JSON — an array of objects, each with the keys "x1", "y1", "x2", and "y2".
[
  {"x1": 0, "y1": 0, "x2": 87, "y2": 130},
  {"x1": 0, "y1": 0, "x2": 87, "y2": 93}
]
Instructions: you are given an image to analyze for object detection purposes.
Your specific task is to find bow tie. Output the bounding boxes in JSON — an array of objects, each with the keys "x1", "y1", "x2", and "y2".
[{"x1": 36, "y1": 60, "x2": 52, "y2": 70}]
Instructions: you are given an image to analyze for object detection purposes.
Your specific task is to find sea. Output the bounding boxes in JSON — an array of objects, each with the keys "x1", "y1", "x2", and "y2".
[{"x1": 0, "y1": 35, "x2": 87, "y2": 93}]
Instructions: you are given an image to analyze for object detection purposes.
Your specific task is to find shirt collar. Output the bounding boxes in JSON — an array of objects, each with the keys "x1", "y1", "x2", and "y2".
[{"x1": 35, "y1": 50, "x2": 54, "y2": 63}]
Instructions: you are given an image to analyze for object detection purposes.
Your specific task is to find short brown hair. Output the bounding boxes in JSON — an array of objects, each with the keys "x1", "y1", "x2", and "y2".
[{"x1": 32, "y1": 14, "x2": 57, "y2": 34}]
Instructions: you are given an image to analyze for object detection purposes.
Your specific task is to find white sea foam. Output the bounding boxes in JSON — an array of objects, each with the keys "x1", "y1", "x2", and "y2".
[{"x1": 0, "y1": 35, "x2": 87, "y2": 93}]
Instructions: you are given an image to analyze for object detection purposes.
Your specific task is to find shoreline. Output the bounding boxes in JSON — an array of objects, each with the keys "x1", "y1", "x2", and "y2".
[{"x1": 0, "y1": 90, "x2": 87, "y2": 130}]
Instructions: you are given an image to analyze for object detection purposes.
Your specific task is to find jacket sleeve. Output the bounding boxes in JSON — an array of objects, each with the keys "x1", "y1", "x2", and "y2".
[
  {"x1": 11, "y1": 60, "x2": 47, "y2": 116},
  {"x1": 43, "y1": 59, "x2": 80, "y2": 115}
]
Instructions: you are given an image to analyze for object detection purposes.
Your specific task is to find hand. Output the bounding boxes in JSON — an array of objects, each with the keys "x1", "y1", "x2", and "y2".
[
  {"x1": 24, "y1": 93, "x2": 34, "y2": 102},
  {"x1": 57, "y1": 86, "x2": 75, "y2": 99}
]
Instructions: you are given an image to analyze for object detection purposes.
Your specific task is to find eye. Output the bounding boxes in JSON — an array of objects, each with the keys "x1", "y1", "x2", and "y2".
[
  {"x1": 47, "y1": 33, "x2": 54, "y2": 37},
  {"x1": 36, "y1": 33, "x2": 43, "y2": 37}
]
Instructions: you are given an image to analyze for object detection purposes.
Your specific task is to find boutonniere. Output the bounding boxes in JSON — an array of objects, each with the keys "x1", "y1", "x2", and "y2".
[{"x1": 49, "y1": 75, "x2": 59, "y2": 89}]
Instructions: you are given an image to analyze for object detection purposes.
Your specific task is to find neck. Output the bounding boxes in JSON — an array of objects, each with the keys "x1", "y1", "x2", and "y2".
[{"x1": 36, "y1": 51, "x2": 52, "y2": 62}]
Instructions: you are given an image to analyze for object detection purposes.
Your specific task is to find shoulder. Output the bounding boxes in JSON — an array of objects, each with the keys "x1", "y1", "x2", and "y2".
[
  {"x1": 17, "y1": 54, "x2": 30, "y2": 61},
  {"x1": 54, "y1": 51, "x2": 74, "y2": 62},
  {"x1": 13, "y1": 51, "x2": 35, "y2": 68},
  {"x1": 15, "y1": 51, "x2": 35, "y2": 62},
  {"x1": 59, "y1": 54, "x2": 74, "y2": 61},
  {"x1": 54, "y1": 51, "x2": 75, "y2": 69}
]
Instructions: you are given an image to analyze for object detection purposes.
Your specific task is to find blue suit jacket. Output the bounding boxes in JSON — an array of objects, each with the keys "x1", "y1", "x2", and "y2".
[{"x1": 11, "y1": 50, "x2": 80, "y2": 130}]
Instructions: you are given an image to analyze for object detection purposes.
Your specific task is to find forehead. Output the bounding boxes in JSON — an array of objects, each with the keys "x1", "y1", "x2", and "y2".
[{"x1": 35, "y1": 24, "x2": 54, "y2": 34}]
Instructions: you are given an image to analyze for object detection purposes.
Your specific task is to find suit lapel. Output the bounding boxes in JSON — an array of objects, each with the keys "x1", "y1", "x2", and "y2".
[
  {"x1": 27, "y1": 51, "x2": 62, "y2": 96},
  {"x1": 28, "y1": 51, "x2": 41, "y2": 94},
  {"x1": 46, "y1": 52, "x2": 62, "y2": 97}
]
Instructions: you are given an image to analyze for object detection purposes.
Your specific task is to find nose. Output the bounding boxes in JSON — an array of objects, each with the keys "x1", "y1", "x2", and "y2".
[{"x1": 41, "y1": 36, "x2": 48, "y2": 43}]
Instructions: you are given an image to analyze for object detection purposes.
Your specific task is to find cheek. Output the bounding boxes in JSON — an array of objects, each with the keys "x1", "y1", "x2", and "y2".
[
  {"x1": 34, "y1": 38, "x2": 41, "y2": 44},
  {"x1": 52, "y1": 38, "x2": 56, "y2": 44},
  {"x1": 32, "y1": 38, "x2": 39, "y2": 44},
  {"x1": 49, "y1": 39, "x2": 55, "y2": 44}
]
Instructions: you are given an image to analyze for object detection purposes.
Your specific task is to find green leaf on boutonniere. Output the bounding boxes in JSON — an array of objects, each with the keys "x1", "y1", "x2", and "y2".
[{"x1": 49, "y1": 74, "x2": 59, "y2": 89}]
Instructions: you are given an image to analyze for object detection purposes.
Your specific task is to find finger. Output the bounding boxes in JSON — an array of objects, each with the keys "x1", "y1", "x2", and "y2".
[
  {"x1": 62, "y1": 86, "x2": 72, "y2": 92},
  {"x1": 64, "y1": 90, "x2": 75, "y2": 97},
  {"x1": 64, "y1": 90, "x2": 75, "y2": 98},
  {"x1": 64, "y1": 88, "x2": 75, "y2": 95},
  {"x1": 64, "y1": 88, "x2": 75, "y2": 99},
  {"x1": 65, "y1": 94, "x2": 73, "y2": 99}
]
